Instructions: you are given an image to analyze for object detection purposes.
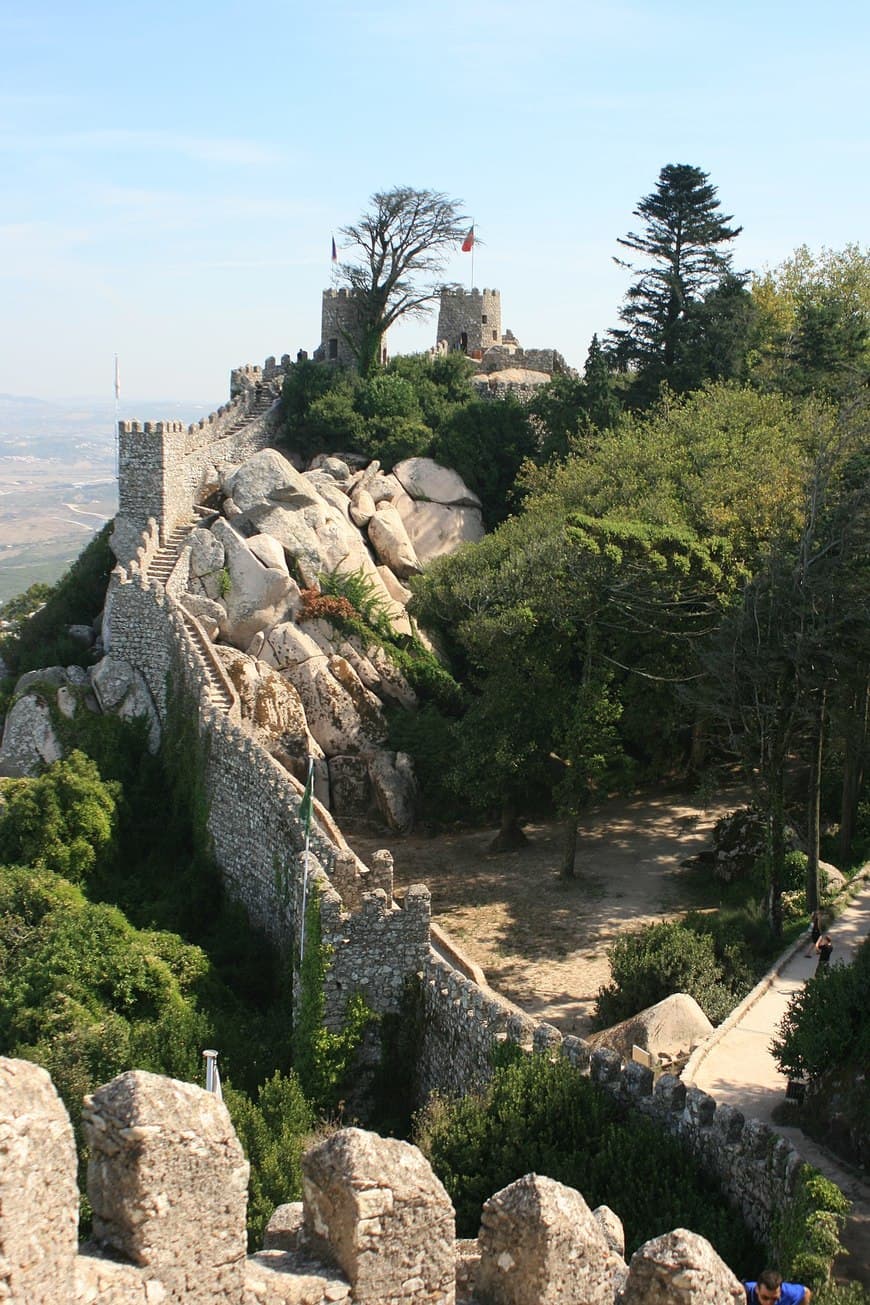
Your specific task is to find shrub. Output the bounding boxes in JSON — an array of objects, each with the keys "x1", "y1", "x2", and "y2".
[
  {"x1": 772, "y1": 937, "x2": 870, "y2": 1081},
  {"x1": 771, "y1": 1165, "x2": 850, "y2": 1289},
  {"x1": 224, "y1": 1070, "x2": 315, "y2": 1249},
  {"x1": 595, "y1": 919, "x2": 743, "y2": 1027},
  {"x1": 415, "y1": 1048, "x2": 760, "y2": 1272},
  {"x1": 0, "y1": 751, "x2": 120, "y2": 885}
]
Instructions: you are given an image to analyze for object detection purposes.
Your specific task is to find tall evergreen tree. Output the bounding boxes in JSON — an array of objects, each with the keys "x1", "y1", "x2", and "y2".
[{"x1": 610, "y1": 164, "x2": 743, "y2": 402}]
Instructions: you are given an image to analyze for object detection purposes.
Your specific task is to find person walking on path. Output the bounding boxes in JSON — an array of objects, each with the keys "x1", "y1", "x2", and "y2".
[
  {"x1": 814, "y1": 933, "x2": 833, "y2": 973},
  {"x1": 744, "y1": 1269, "x2": 811, "y2": 1303}
]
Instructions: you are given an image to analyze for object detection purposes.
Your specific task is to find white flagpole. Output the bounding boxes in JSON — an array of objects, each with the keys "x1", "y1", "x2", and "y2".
[
  {"x1": 203, "y1": 1049, "x2": 222, "y2": 1099},
  {"x1": 113, "y1": 354, "x2": 120, "y2": 478},
  {"x1": 298, "y1": 756, "x2": 315, "y2": 963}
]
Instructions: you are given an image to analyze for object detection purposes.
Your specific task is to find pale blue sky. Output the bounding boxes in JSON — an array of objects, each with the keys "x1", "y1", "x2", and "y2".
[{"x1": 1, "y1": 0, "x2": 867, "y2": 409}]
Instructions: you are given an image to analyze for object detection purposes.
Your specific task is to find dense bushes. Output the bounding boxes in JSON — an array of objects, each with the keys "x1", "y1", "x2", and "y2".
[
  {"x1": 594, "y1": 918, "x2": 754, "y2": 1027},
  {"x1": 0, "y1": 863, "x2": 211, "y2": 1129},
  {"x1": 276, "y1": 353, "x2": 534, "y2": 525},
  {"x1": 415, "y1": 1047, "x2": 761, "y2": 1273},
  {"x1": 773, "y1": 937, "x2": 870, "y2": 1082}
]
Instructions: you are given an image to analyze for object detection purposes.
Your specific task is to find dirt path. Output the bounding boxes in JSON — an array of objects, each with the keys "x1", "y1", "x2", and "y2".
[{"x1": 347, "y1": 786, "x2": 741, "y2": 1038}]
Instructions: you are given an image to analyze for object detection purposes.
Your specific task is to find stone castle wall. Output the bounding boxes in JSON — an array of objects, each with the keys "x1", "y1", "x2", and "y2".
[
  {"x1": 314, "y1": 289, "x2": 379, "y2": 368},
  {"x1": 417, "y1": 956, "x2": 805, "y2": 1250},
  {"x1": 1, "y1": 1055, "x2": 753, "y2": 1305},
  {"x1": 103, "y1": 552, "x2": 429, "y2": 1018}
]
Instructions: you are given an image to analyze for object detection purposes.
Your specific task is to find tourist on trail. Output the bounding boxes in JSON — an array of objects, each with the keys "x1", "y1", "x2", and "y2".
[
  {"x1": 805, "y1": 909, "x2": 822, "y2": 957},
  {"x1": 743, "y1": 1268, "x2": 812, "y2": 1303},
  {"x1": 814, "y1": 933, "x2": 833, "y2": 973}
]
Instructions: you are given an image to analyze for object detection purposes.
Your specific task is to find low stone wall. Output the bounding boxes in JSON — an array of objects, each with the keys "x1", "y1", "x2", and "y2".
[
  {"x1": 419, "y1": 953, "x2": 806, "y2": 1251},
  {"x1": 0, "y1": 1055, "x2": 750, "y2": 1305}
]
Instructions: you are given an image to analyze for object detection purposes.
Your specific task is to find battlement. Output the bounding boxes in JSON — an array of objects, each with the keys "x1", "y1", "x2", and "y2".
[{"x1": 1, "y1": 1055, "x2": 752, "y2": 1305}]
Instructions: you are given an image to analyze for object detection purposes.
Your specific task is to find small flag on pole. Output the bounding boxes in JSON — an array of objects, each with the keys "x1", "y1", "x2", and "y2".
[
  {"x1": 331, "y1": 235, "x2": 338, "y2": 263},
  {"x1": 114, "y1": 355, "x2": 121, "y2": 400},
  {"x1": 461, "y1": 225, "x2": 474, "y2": 253}
]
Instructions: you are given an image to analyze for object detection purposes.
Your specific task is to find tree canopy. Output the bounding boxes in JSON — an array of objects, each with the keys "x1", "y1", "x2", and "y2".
[{"x1": 610, "y1": 164, "x2": 743, "y2": 402}]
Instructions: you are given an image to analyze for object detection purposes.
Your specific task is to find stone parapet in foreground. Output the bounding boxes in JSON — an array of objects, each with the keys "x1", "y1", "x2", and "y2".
[{"x1": 1, "y1": 1056, "x2": 748, "y2": 1305}]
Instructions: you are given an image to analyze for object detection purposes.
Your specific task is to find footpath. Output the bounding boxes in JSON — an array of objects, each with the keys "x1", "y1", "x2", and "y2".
[{"x1": 683, "y1": 867, "x2": 870, "y2": 1286}]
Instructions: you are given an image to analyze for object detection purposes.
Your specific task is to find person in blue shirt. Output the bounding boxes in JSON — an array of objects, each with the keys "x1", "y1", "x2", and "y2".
[{"x1": 744, "y1": 1269, "x2": 812, "y2": 1304}]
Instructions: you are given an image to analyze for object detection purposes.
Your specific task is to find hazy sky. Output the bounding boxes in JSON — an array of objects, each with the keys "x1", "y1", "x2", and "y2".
[{"x1": 1, "y1": 0, "x2": 867, "y2": 413}]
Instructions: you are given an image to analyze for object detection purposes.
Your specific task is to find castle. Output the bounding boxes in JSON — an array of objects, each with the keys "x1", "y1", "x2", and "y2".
[
  {"x1": 103, "y1": 367, "x2": 822, "y2": 1278},
  {"x1": 308, "y1": 286, "x2": 569, "y2": 385}
]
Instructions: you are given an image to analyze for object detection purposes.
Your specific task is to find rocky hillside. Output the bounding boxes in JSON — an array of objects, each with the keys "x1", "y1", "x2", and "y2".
[{"x1": 0, "y1": 448, "x2": 484, "y2": 833}]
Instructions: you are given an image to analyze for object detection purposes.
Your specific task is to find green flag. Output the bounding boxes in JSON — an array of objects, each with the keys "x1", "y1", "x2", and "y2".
[{"x1": 299, "y1": 760, "x2": 314, "y2": 840}]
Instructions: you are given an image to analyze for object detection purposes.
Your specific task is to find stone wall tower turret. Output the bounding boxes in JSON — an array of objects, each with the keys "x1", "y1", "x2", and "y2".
[{"x1": 436, "y1": 288, "x2": 502, "y2": 355}]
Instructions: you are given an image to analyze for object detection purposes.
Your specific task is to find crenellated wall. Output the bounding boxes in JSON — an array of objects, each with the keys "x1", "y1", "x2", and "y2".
[
  {"x1": 114, "y1": 369, "x2": 282, "y2": 563},
  {"x1": 1, "y1": 1056, "x2": 755, "y2": 1305},
  {"x1": 103, "y1": 547, "x2": 430, "y2": 1019},
  {"x1": 417, "y1": 954, "x2": 807, "y2": 1251}
]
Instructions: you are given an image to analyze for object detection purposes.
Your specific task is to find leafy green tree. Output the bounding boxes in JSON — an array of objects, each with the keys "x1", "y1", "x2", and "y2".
[
  {"x1": 750, "y1": 243, "x2": 870, "y2": 398},
  {"x1": 0, "y1": 750, "x2": 120, "y2": 885},
  {"x1": 337, "y1": 187, "x2": 470, "y2": 376},
  {"x1": 610, "y1": 164, "x2": 743, "y2": 403},
  {"x1": 432, "y1": 395, "x2": 536, "y2": 525},
  {"x1": 595, "y1": 920, "x2": 746, "y2": 1027}
]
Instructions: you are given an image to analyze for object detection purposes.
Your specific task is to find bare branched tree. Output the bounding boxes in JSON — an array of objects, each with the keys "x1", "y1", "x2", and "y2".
[{"x1": 337, "y1": 187, "x2": 469, "y2": 374}]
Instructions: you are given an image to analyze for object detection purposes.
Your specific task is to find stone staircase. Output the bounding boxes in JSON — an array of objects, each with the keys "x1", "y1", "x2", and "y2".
[
  {"x1": 223, "y1": 385, "x2": 275, "y2": 435},
  {"x1": 180, "y1": 609, "x2": 236, "y2": 714},
  {"x1": 147, "y1": 521, "x2": 196, "y2": 586}
]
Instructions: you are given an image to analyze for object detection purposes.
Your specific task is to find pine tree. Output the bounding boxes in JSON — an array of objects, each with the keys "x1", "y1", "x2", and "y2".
[{"x1": 610, "y1": 164, "x2": 742, "y2": 400}]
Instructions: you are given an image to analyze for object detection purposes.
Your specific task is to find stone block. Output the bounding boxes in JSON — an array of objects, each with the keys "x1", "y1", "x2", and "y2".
[
  {"x1": 302, "y1": 1128, "x2": 455, "y2": 1303},
  {"x1": 618, "y1": 1228, "x2": 744, "y2": 1303},
  {"x1": 477, "y1": 1173, "x2": 625, "y2": 1304},
  {"x1": 83, "y1": 1070, "x2": 249, "y2": 1304},
  {"x1": 0, "y1": 1058, "x2": 78, "y2": 1305}
]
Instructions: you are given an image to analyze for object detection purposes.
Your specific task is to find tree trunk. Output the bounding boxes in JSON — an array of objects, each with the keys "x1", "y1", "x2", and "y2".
[
  {"x1": 806, "y1": 690, "x2": 826, "y2": 915},
  {"x1": 769, "y1": 770, "x2": 786, "y2": 938},
  {"x1": 488, "y1": 799, "x2": 528, "y2": 853},
  {"x1": 688, "y1": 718, "x2": 707, "y2": 773},
  {"x1": 840, "y1": 676, "x2": 869, "y2": 864},
  {"x1": 560, "y1": 817, "x2": 579, "y2": 878}
]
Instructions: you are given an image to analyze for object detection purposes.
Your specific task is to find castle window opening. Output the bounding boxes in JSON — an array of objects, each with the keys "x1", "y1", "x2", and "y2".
[
  {"x1": 460, "y1": 330, "x2": 468, "y2": 352},
  {"x1": 481, "y1": 315, "x2": 487, "y2": 324},
  {"x1": 492, "y1": 330, "x2": 498, "y2": 340},
  {"x1": 328, "y1": 338, "x2": 338, "y2": 360}
]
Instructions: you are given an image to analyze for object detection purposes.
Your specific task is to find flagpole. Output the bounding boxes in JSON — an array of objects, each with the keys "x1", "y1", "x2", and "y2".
[
  {"x1": 298, "y1": 756, "x2": 315, "y2": 963},
  {"x1": 471, "y1": 220, "x2": 475, "y2": 290},
  {"x1": 113, "y1": 354, "x2": 120, "y2": 479}
]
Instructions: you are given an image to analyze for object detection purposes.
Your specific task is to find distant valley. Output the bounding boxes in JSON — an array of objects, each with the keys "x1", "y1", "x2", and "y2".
[{"x1": 0, "y1": 394, "x2": 217, "y2": 604}]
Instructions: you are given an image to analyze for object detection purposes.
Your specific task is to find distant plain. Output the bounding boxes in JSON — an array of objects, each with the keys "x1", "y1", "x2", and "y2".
[{"x1": 0, "y1": 396, "x2": 214, "y2": 604}]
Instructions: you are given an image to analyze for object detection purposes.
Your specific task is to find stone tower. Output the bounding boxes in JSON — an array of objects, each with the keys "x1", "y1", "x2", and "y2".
[
  {"x1": 316, "y1": 289, "x2": 384, "y2": 368},
  {"x1": 436, "y1": 288, "x2": 502, "y2": 355}
]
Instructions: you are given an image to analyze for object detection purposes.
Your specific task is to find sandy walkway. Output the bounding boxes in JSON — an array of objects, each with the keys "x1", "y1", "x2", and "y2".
[{"x1": 348, "y1": 786, "x2": 741, "y2": 1037}]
